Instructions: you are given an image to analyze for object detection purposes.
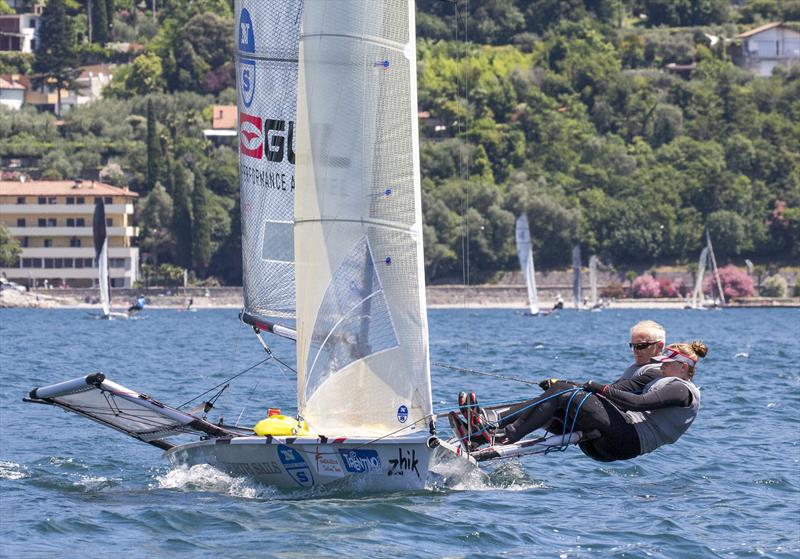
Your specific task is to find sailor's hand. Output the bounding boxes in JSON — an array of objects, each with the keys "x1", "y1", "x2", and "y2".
[
  {"x1": 583, "y1": 380, "x2": 607, "y2": 394},
  {"x1": 538, "y1": 378, "x2": 559, "y2": 390}
]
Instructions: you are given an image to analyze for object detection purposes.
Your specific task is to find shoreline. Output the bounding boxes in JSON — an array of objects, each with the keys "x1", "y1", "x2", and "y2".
[{"x1": 2, "y1": 288, "x2": 798, "y2": 310}]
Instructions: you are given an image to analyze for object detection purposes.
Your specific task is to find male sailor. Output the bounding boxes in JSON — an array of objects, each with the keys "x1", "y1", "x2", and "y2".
[
  {"x1": 128, "y1": 295, "x2": 146, "y2": 314},
  {"x1": 617, "y1": 320, "x2": 666, "y2": 381}
]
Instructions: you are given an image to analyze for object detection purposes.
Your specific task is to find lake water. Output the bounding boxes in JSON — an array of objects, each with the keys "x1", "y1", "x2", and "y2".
[{"x1": 1, "y1": 307, "x2": 798, "y2": 558}]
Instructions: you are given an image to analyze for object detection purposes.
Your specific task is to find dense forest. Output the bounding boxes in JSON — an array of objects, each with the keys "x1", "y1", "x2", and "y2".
[{"x1": 0, "y1": 0, "x2": 798, "y2": 286}]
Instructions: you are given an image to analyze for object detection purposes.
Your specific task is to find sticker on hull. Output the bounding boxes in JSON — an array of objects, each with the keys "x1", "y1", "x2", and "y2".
[{"x1": 277, "y1": 444, "x2": 314, "y2": 487}]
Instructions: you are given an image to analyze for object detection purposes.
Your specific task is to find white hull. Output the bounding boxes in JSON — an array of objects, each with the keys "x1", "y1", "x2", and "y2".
[{"x1": 165, "y1": 433, "x2": 435, "y2": 491}]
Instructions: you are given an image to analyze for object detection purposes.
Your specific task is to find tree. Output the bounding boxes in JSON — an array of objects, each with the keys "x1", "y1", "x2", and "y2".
[
  {"x1": 33, "y1": 0, "x2": 78, "y2": 116},
  {"x1": 145, "y1": 99, "x2": 161, "y2": 192},
  {"x1": 0, "y1": 224, "x2": 21, "y2": 267},
  {"x1": 171, "y1": 165, "x2": 192, "y2": 268},
  {"x1": 191, "y1": 174, "x2": 211, "y2": 275},
  {"x1": 91, "y1": 0, "x2": 108, "y2": 44},
  {"x1": 137, "y1": 182, "x2": 174, "y2": 265}
]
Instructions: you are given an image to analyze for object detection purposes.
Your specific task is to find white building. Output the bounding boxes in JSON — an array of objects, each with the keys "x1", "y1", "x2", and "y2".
[
  {"x1": 0, "y1": 180, "x2": 140, "y2": 288},
  {"x1": 735, "y1": 22, "x2": 800, "y2": 77},
  {"x1": 0, "y1": 11, "x2": 41, "y2": 53},
  {"x1": 0, "y1": 75, "x2": 25, "y2": 110}
]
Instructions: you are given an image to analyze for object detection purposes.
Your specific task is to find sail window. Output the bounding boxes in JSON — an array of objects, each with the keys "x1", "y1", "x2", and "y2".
[
  {"x1": 305, "y1": 236, "x2": 399, "y2": 401},
  {"x1": 261, "y1": 221, "x2": 294, "y2": 263}
]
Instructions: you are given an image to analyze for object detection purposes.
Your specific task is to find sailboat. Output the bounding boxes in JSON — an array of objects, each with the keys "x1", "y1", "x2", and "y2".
[
  {"x1": 587, "y1": 255, "x2": 606, "y2": 310},
  {"x1": 571, "y1": 244, "x2": 582, "y2": 309},
  {"x1": 515, "y1": 214, "x2": 540, "y2": 315},
  {"x1": 25, "y1": 0, "x2": 453, "y2": 491},
  {"x1": 687, "y1": 230, "x2": 725, "y2": 309},
  {"x1": 92, "y1": 198, "x2": 128, "y2": 320}
]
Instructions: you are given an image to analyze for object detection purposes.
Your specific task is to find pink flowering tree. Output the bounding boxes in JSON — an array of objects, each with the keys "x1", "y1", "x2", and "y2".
[
  {"x1": 657, "y1": 278, "x2": 679, "y2": 298},
  {"x1": 703, "y1": 265, "x2": 756, "y2": 298},
  {"x1": 631, "y1": 274, "x2": 661, "y2": 298}
]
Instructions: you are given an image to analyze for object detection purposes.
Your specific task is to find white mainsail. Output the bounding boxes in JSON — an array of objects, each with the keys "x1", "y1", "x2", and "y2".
[
  {"x1": 237, "y1": 0, "x2": 303, "y2": 324},
  {"x1": 294, "y1": 0, "x2": 432, "y2": 436},
  {"x1": 588, "y1": 255, "x2": 599, "y2": 307},
  {"x1": 515, "y1": 214, "x2": 539, "y2": 315},
  {"x1": 690, "y1": 246, "x2": 709, "y2": 308},
  {"x1": 706, "y1": 230, "x2": 726, "y2": 305},
  {"x1": 572, "y1": 244, "x2": 582, "y2": 308},
  {"x1": 92, "y1": 199, "x2": 110, "y2": 317}
]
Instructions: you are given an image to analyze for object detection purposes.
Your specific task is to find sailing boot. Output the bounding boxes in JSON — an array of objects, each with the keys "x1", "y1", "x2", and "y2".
[
  {"x1": 448, "y1": 411, "x2": 481, "y2": 451},
  {"x1": 458, "y1": 392, "x2": 496, "y2": 446}
]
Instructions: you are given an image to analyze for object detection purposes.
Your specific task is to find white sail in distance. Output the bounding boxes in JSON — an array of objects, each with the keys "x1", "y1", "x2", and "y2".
[
  {"x1": 588, "y1": 255, "x2": 597, "y2": 307},
  {"x1": 236, "y1": 0, "x2": 303, "y2": 322},
  {"x1": 294, "y1": 1, "x2": 432, "y2": 436},
  {"x1": 691, "y1": 246, "x2": 709, "y2": 308},
  {"x1": 92, "y1": 199, "x2": 110, "y2": 317},
  {"x1": 515, "y1": 214, "x2": 539, "y2": 315},
  {"x1": 572, "y1": 244, "x2": 582, "y2": 308}
]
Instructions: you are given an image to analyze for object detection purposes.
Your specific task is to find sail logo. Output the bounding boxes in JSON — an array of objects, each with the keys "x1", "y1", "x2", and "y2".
[
  {"x1": 239, "y1": 113, "x2": 297, "y2": 163},
  {"x1": 276, "y1": 444, "x2": 314, "y2": 487},
  {"x1": 238, "y1": 9, "x2": 256, "y2": 108},
  {"x1": 338, "y1": 449, "x2": 382, "y2": 474},
  {"x1": 397, "y1": 405, "x2": 408, "y2": 423},
  {"x1": 239, "y1": 111, "x2": 263, "y2": 159}
]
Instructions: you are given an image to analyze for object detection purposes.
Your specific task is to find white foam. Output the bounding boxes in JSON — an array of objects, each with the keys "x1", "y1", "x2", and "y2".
[
  {"x1": 0, "y1": 461, "x2": 28, "y2": 480},
  {"x1": 155, "y1": 464, "x2": 272, "y2": 499}
]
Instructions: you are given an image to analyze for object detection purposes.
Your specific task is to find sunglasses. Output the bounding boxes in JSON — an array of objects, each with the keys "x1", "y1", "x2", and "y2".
[{"x1": 629, "y1": 341, "x2": 659, "y2": 350}]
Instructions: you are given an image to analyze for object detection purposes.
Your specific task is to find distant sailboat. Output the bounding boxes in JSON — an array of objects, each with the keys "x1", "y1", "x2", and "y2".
[
  {"x1": 572, "y1": 244, "x2": 582, "y2": 309},
  {"x1": 515, "y1": 214, "x2": 539, "y2": 315},
  {"x1": 92, "y1": 198, "x2": 127, "y2": 320},
  {"x1": 688, "y1": 230, "x2": 725, "y2": 309},
  {"x1": 588, "y1": 255, "x2": 606, "y2": 310}
]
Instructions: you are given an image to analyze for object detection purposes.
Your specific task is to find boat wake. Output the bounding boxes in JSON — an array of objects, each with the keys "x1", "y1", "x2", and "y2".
[{"x1": 155, "y1": 464, "x2": 275, "y2": 500}]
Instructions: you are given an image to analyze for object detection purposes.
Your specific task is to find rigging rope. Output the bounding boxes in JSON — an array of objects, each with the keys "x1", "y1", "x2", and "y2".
[{"x1": 432, "y1": 361, "x2": 541, "y2": 386}]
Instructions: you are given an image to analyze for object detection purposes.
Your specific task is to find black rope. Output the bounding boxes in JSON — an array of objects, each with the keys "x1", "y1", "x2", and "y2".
[
  {"x1": 177, "y1": 357, "x2": 271, "y2": 410},
  {"x1": 431, "y1": 361, "x2": 541, "y2": 386}
]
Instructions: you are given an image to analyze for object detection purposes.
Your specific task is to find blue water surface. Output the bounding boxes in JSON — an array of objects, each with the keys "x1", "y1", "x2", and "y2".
[{"x1": 1, "y1": 307, "x2": 798, "y2": 558}]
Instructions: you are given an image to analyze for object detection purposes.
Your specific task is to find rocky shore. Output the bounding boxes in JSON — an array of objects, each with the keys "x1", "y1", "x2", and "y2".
[{"x1": 2, "y1": 285, "x2": 798, "y2": 310}]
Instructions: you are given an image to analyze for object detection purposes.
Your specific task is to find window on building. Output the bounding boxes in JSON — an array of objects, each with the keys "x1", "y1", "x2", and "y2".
[
  {"x1": 16, "y1": 197, "x2": 25, "y2": 204},
  {"x1": 38, "y1": 218, "x2": 46, "y2": 227},
  {"x1": 76, "y1": 218, "x2": 85, "y2": 227},
  {"x1": 110, "y1": 258, "x2": 126, "y2": 268},
  {"x1": 47, "y1": 218, "x2": 56, "y2": 227},
  {"x1": 44, "y1": 258, "x2": 54, "y2": 268},
  {"x1": 104, "y1": 197, "x2": 113, "y2": 204},
  {"x1": 63, "y1": 258, "x2": 73, "y2": 268},
  {"x1": 38, "y1": 197, "x2": 46, "y2": 204},
  {"x1": 43, "y1": 239, "x2": 52, "y2": 248},
  {"x1": 66, "y1": 218, "x2": 75, "y2": 226},
  {"x1": 54, "y1": 258, "x2": 63, "y2": 268},
  {"x1": 77, "y1": 197, "x2": 85, "y2": 204},
  {"x1": 69, "y1": 237, "x2": 81, "y2": 247},
  {"x1": 22, "y1": 258, "x2": 42, "y2": 268},
  {"x1": 16, "y1": 218, "x2": 25, "y2": 227},
  {"x1": 21, "y1": 237, "x2": 28, "y2": 248},
  {"x1": 48, "y1": 197, "x2": 57, "y2": 204},
  {"x1": 111, "y1": 278, "x2": 126, "y2": 288},
  {"x1": 66, "y1": 197, "x2": 74, "y2": 205},
  {"x1": 75, "y1": 258, "x2": 84, "y2": 268},
  {"x1": 106, "y1": 218, "x2": 113, "y2": 226}
]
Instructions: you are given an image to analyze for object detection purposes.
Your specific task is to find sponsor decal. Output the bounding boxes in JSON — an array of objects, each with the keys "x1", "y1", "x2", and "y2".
[
  {"x1": 338, "y1": 449, "x2": 382, "y2": 474},
  {"x1": 238, "y1": 9, "x2": 256, "y2": 107},
  {"x1": 388, "y1": 447, "x2": 420, "y2": 478},
  {"x1": 226, "y1": 461, "x2": 282, "y2": 477},
  {"x1": 397, "y1": 405, "x2": 408, "y2": 423},
  {"x1": 277, "y1": 444, "x2": 314, "y2": 487},
  {"x1": 315, "y1": 446, "x2": 344, "y2": 477},
  {"x1": 239, "y1": 112, "x2": 263, "y2": 159}
]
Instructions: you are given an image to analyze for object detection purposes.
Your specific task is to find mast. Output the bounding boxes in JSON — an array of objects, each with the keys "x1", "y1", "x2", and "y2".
[
  {"x1": 294, "y1": 1, "x2": 432, "y2": 436},
  {"x1": 706, "y1": 229, "x2": 726, "y2": 305}
]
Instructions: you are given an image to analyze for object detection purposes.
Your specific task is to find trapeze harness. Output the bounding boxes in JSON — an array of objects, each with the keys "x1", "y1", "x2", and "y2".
[{"x1": 497, "y1": 370, "x2": 701, "y2": 462}]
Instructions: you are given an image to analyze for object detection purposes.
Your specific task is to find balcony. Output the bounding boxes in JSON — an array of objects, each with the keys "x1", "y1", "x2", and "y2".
[
  {"x1": 7, "y1": 226, "x2": 138, "y2": 237},
  {"x1": 0, "y1": 203, "x2": 135, "y2": 215}
]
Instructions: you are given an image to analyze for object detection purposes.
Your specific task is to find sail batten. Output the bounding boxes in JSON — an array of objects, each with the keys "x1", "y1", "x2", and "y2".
[{"x1": 294, "y1": 1, "x2": 431, "y2": 436}]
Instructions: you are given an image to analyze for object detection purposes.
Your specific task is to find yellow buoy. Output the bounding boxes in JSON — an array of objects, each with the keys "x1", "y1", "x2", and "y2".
[{"x1": 253, "y1": 414, "x2": 311, "y2": 437}]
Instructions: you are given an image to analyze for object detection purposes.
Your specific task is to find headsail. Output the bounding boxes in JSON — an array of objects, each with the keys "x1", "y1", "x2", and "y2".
[
  {"x1": 236, "y1": 0, "x2": 303, "y2": 325},
  {"x1": 294, "y1": 1, "x2": 432, "y2": 436},
  {"x1": 572, "y1": 244, "x2": 582, "y2": 308},
  {"x1": 691, "y1": 246, "x2": 709, "y2": 308},
  {"x1": 515, "y1": 214, "x2": 539, "y2": 315},
  {"x1": 92, "y1": 198, "x2": 110, "y2": 316}
]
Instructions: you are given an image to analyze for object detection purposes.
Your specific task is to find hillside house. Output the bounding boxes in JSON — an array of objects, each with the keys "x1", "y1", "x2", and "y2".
[
  {"x1": 0, "y1": 9, "x2": 41, "y2": 53},
  {"x1": 734, "y1": 22, "x2": 800, "y2": 77}
]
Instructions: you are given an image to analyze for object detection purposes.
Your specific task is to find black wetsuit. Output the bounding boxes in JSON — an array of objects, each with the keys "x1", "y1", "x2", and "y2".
[{"x1": 498, "y1": 370, "x2": 695, "y2": 462}]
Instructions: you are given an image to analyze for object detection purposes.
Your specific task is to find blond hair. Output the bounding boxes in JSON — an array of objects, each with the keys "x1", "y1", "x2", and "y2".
[
  {"x1": 667, "y1": 341, "x2": 709, "y2": 379},
  {"x1": 630, "y1": 320, "x2": 666, "y2": 343}
]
